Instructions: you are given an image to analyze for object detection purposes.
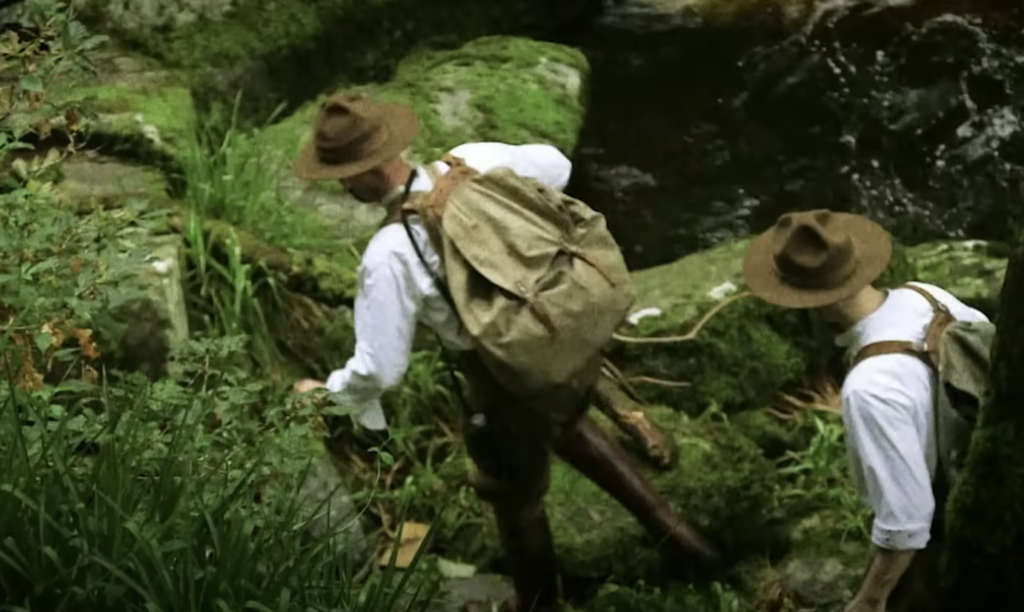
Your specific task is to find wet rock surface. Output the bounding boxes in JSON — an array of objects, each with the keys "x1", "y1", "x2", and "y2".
[{"x1": 564, "y1": 3, "x2": 1024, "y2": 269}]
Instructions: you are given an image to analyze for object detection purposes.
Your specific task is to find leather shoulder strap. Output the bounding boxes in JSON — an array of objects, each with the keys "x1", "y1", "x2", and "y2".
[
  {"x1": 851, "y1": 284, "x2": 957, "y2": 370},
  {"x1": 852, "y1": 340, "x2": 931, "y2": 369},
  {"x1": 899, "y1": 283, "x2": 951, "y2": 314},
  {"x1": 441, "y1": 153, "x2": 467, "y2": 167}
]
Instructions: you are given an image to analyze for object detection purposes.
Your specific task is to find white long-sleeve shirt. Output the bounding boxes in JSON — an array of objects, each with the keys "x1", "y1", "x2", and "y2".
[
  {"x1": 836, "y1": 282, "x2": 988, "y2": 551},
  {"x1": 324, "y1": 142, "x2": 573, "y2": 430}
]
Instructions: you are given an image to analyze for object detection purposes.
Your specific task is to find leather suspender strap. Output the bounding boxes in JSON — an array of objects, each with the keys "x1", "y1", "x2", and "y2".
[
  {"x1": 900, "y1": 283, "x2": 949, "y2": 314},
  {"x1": 850, "y1": 284, "x2": 950, "y2": 370},
  {"x1": 852, "y1": 340, "x2": 931, "y2": 369}
]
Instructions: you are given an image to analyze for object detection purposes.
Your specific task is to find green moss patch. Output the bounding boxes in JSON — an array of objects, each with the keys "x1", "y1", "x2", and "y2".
[{"x1": 26, "y1": 49, "x2": 199, "y2": 164}]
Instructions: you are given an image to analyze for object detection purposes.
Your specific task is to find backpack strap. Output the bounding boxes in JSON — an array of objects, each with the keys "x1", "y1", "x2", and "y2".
[
  {"x1": 850, "y1": 284, "x2": 957, "y2": 370},
  {"x1": 852, "y1": 340, "x2": 932, "y2": 369}
]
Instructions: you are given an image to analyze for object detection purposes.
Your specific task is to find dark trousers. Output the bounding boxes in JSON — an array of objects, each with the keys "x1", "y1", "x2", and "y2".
[{"x1": 456, "y1": 351, "x2": 602, "y2": 506}]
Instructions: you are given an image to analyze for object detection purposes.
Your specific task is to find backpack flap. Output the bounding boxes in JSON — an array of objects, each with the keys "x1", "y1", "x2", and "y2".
[
  {"x1": 438, "y1": 168, "x2": 635, "y2": 391},
  {"x1": 937, "y1": 321, "x2": 995, "y2": 423},
  {"x1": 441, "y1": 168, "x2": 570, "y2": 296}
]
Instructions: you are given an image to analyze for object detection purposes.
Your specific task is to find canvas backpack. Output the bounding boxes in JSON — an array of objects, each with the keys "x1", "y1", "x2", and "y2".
[
  {"x1": 397, "y1": 153, "x2": 636, "y2": 393},
  {"x1": 850, "y1": 283, "x2": 995, "y2": 426}
]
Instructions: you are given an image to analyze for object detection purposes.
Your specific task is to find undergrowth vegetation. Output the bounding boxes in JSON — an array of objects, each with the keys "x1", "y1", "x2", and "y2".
[{"x1": 0, "y1": 3, "x2": 443, "y2": 610}]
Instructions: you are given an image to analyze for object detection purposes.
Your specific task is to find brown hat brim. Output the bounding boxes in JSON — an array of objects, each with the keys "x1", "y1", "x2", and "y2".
[
  {"x1": 294, "y1": 101, "x2": 419, "y2": 181},
  {"x1": 742, "y1": 213, "x2": 892, "y2": 309}
]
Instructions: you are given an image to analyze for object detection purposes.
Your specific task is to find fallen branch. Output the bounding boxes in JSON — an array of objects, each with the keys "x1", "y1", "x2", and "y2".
[
  {"x1": 613, "y1": 291, "x2": 752, "y2": 344},
  {"x1": 601, "y1": 359, "x2": 646, "y2": 403},
  {"x1": 626, "y1": 375, "x2": 691, "y2": 388},
  {"x1": 593, "y1": 374, "x2": 678, "y2": 470}
]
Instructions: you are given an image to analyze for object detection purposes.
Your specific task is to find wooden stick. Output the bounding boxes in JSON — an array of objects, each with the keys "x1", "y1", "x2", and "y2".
[
  {"x1": 626, "y1": 376, "x2": 692, "y2": 388},
  {"x1": 593, "y1": 376, "x2": 678, "y2": 470},
  {"x1": 613, "y1": 292, "x2": 752, "y2": 344}
]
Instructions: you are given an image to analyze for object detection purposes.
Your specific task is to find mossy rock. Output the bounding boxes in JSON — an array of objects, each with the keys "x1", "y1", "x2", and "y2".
[
  {"x1": 261, "y1": 35, "x2": 588, "y2": 159},
  {"x1": 52, "y1": 155, "x2": 170, "y2": 207},
  {"x1": 66, "y1": 49, "x2": 195, "y2": 162},
  {"x1": 750, "y1": 509, "x2": 870, "y2": 610},
  {"x1": 729, "y1": 408, "x2": 819, "y2": 459},
  {"x1": 611, "y1": 237, "x2": 918, "y2": 413},
  {"x1": 5, "y1": 46, "x2": 194, "y2": 171},
  {"x1": 906, "y1": 239, "x2": 1009, "y2": 317},
  {"x1": 258, "y1": 35, "x2": 589, "y2": 241}
]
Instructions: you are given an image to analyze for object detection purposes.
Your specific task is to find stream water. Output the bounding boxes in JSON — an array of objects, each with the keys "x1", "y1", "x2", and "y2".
[{"x1": 558, "y1": 1, "x2": 1024, "y2": 270}]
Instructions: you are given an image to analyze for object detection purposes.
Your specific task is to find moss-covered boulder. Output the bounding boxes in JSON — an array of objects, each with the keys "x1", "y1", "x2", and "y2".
[
  {"x1": 100, "y1": 226, "x2": 190, "y2": 380},
  {"x1": 610, "y1": 237, "x2": 1006, "y2": 415},
  {"x1": 748, "y1": 509, "x2": 870, "y2": 611},
  {"x1": 610, "y1": 238, "x2": 842, "y2": 414},
  {"x1": 259, "y1": 35, "x2": 589, "y2": 240},
  {"x1": 24, "y1": 47, "x2": 197, "y2": 165}
]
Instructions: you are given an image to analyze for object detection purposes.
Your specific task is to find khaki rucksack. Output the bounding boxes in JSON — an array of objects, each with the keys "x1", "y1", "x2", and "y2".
[
  {"x1": 850, "y1": 283, "x2": 995, "y2": 425},
  {"x1": 399, "y1": 154, "x2": 636, "y2": 393}
]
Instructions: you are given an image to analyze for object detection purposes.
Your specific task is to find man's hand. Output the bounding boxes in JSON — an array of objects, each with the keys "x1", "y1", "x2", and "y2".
[{"x1": 293, "y1": 378, "x2": 327, "y2": 394}]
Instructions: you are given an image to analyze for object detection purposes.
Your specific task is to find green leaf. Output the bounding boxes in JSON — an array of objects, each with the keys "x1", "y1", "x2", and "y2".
[
  {"x1": 19, "y1": 74, "x2": 44, "y2": 93},
  {"x1": 376, "y1": 450, "x2": 395, "y2": 467},
  {"x1": 35, "y1": 331, "x2": 53, "y2": 352},
  {"x1": 79, "y1": 34, "x2": 109, "y2": 51}
]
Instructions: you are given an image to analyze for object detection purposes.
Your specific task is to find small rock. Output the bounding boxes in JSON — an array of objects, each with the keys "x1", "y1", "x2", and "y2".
[
  {"x1": 779, "y1": 554, "x2": 860, "y2": 606},
  {"x1": 57, "y1": 156, "x2": 168, "y2": 202},
  {"x1": 296, "y1": 454, "x2": 373, "y2": 566},
  {"x1": 439, "y1": 574, "x2": 514, "y2": 612}
]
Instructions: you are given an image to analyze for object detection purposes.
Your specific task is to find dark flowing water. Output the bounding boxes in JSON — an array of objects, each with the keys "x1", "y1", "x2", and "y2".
[{"x1": 560, "y1": 2, "x2": 1024, "y2": 269}]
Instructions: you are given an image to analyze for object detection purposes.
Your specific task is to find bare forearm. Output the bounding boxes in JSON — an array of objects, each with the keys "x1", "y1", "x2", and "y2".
[{"x1": 855, "y1": 546, "x2": 916, "y2": 606}]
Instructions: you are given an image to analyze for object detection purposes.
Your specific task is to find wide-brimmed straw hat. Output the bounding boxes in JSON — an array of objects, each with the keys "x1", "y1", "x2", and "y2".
[
  {"x1": 294, "y1": 93, "x2": 419, "y2": 181},
  {"x1": 743, "y1": 209, "x2": 892, "y2": 309}
]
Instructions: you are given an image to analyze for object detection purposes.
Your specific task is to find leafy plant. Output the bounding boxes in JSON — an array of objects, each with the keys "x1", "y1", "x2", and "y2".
[
  {"x1": 0, "y1": 0, "x2": 107, "y2": 153},
  {"x1": 774, "y1": 415, "x2": 870, "y2": 541},
  {"x1": 0, "y1": 6, "x2": 441, "y2": 610}
]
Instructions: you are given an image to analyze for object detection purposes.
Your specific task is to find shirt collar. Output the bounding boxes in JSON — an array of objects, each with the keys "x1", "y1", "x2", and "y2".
[{"x1": 833, "y1": 289, "x2": 892, "y2": 351}]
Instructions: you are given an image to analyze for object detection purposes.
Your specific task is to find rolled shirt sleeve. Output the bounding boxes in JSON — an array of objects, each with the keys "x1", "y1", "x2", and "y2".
[
  {"x1": 325, "y1": 245, "x2": 420, "y2": 430},
  {"x1": 841, "y1": 360, "x2": 936, "y2": 551}
]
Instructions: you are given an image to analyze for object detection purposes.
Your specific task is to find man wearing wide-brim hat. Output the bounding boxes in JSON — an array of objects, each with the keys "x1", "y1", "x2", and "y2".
[
  {"x1": 743, "y1": 210, "x2": 989, "y2": 612},
  {"x1": 290, "y1": 93, "x2": 719, "y2": 612}
]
